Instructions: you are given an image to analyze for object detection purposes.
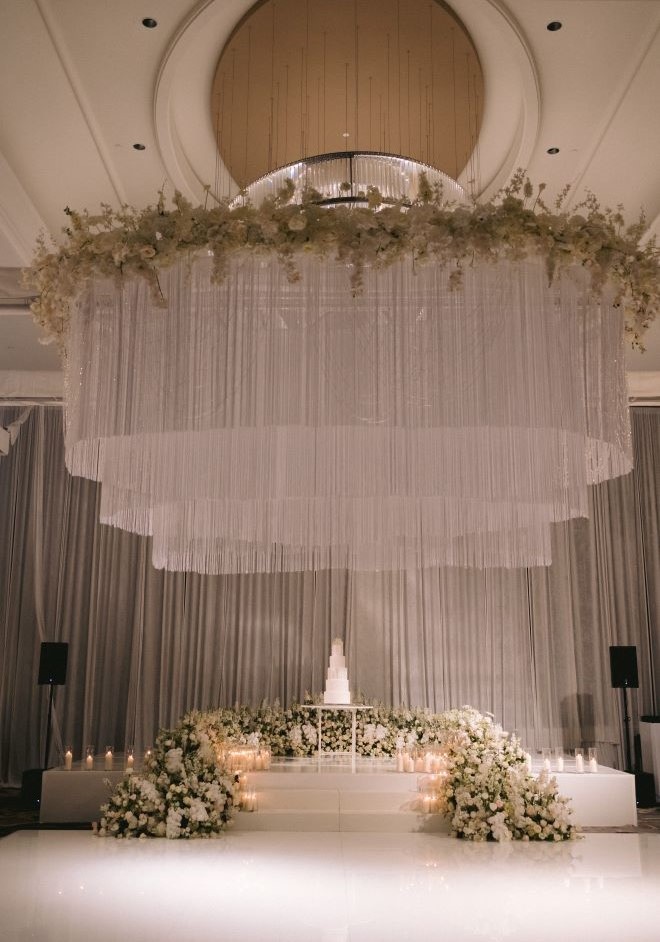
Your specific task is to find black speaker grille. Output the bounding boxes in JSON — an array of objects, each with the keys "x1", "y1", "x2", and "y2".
[
  {"x1": 609, "y1": 645, "x2": 638, "y2": 689},
  {"x1": 37, "y1": 642, "x2": 68, "y2": 685}
]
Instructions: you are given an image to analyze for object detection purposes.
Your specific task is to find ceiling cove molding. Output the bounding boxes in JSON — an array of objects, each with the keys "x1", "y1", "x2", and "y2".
[
  {"x1": 155, "y1": 0, "x2": 250, "y2": 203},
  {"x1": 565, "y1": 11, "x2": 660, "y2": 211},
  {"x1": 0, "y1": 152, "x2": 47, "y2": 266},
  {"x1": 447, "y1": 0, "x2": 540, "y2": 199},
  {"x1": 154, "y1": 0, "x2": 540, "y2": 202},
  {"x1": 34, "y1": 0, "x2": 127, "y2": 207},
  {"x1": 0, "y1": 370, "x2": 63, "y2": 400}
]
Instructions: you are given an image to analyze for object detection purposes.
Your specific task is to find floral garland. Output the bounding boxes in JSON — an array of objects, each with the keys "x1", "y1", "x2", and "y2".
[
  {"x1": 25, "y1": 170, "x2": 659, "y2": 348},
  {"x1": 99, "y1": 702, "x2": 577, "y2": 842}
]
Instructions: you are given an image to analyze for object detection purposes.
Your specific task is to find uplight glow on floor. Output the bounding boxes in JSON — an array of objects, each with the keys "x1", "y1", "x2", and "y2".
[{"x1": 1, "y1": 831, "x2": 659, "y2": 941}]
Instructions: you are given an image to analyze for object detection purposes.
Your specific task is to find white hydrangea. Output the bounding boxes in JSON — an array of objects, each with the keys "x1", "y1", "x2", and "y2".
[
  {"x1": 165, "y1": 808, "x2": 183, "y2": 840},
  {"x1": 165, "y1": 747, "x2": 183, "y2": 773}
]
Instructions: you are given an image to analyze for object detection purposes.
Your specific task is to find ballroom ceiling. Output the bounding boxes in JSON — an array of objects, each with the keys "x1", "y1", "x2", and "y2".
[{"x1": 0, "y1": 0, "x2": 659, "y2": 401}]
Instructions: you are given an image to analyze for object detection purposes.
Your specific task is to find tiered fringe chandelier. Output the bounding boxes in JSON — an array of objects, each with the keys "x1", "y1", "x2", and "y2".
[{"x1": 29, "y1": 0, "x2": 657, "y2": 575}]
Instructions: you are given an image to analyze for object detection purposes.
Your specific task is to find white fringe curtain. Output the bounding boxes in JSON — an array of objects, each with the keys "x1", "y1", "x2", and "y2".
[{"x1": 65, "y1": 253, "x2": 631, "y2": 574}]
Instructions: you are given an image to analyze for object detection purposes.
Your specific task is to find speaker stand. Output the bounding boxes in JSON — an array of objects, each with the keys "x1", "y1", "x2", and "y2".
[
  {"x1": 43, "y1": 681, "x2": 55, "y2": 770},
  {"x1": 621, "y1": 686, "x2": 633, "y2": 773}
]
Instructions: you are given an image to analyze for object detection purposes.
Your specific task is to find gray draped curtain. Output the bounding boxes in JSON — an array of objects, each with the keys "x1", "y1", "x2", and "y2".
[{"x1": 1, "y1": 406, "x2": 658, "y2": 785}]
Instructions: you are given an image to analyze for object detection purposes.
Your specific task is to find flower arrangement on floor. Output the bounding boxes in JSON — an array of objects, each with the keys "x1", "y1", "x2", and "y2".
[
  {"x1": 98, "y1": 701, "x2": 576, "y2": 842},
  {"x1": 26, "y1": 170, "x2": 659, "y2": 348},
  {"x1": 98, "y1": 714, "x2": 235, "y2": 840},
  {"x1": 438, "y1": 707, "x2": 575, "y2": 841}
]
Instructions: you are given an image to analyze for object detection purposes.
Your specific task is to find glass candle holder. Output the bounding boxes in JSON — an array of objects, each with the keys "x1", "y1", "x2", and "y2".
[
  {"x1": 588, "y1": 747, "x2": 598, "y2": 773},
  {"x1": 85, "y1": 746, "x2": 95, "y2": 770},
  {"x1": 126, "y1": 745, "x2": 134, "y2": 771},
  {"x1": 541, "y1": 747, "x2": 552, "y2": 772},
  {"x1": 104, "y1": 746, "x2": 114, "y2": 771},
  {"x1": 574, "y1": 748, "x2": 584, "y2": 773},
  {"x1": 64, "y1": 745, "x2": 73, "y2": 770},
  {"x1": 554, "y1": 747, "x2": 564, "y2": 772}
]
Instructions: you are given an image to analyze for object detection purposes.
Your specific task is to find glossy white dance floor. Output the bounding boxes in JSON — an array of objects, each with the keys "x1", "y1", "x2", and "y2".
[{"x1": 1, "y1": 830, "x2": 660, "y2": 941}]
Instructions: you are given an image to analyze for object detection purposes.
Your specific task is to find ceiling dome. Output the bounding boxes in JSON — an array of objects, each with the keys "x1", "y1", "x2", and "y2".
[{"x1": 212, "y1": 0, "x2": 484, "y2": 188}]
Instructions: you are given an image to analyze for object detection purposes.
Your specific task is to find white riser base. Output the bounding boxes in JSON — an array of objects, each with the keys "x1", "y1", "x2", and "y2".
[{"x1": 39, "y1": 758, "x2": 637, "y2": 829}]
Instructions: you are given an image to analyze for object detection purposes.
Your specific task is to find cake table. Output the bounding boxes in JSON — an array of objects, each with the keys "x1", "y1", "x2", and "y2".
[{"x1": 309, "y1": 704, "x2": 374, "y2": 772}]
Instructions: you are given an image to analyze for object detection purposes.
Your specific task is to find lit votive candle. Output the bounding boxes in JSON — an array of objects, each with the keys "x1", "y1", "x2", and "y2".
[
  {"x1": 542, "y1": 748, "x2": 551, "y2": 773},
  {"x1": 396, "y1": 751, "x2": 405, "y2": 772},
  {"x1": 126, "y1": 746, "x2": 134, "y2": 771},
  {"x1": 588, "y1": 748, "x2": 598, "y2": 773},
  {"x1": 64, "y1": 747, "x2": 73, "y2": 771},
  {"x1": 555, "y1": 751, "x2": 564, "y2": 773},
  {"x1": 104, "y1": 747, "x2": 113, "y2": 771},
  {"x1": 85, "y1": 746, "x2": 94, "y2": 770},
  {"x1": 575, "y1": 749, "x2": 584, "y2": 773},
  {"x1": 405, "y1": 754, "x2": 415, "y2": 773}
]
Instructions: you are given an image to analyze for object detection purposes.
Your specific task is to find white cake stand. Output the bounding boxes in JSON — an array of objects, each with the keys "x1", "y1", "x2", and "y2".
[{"x1": 308, "y1": 704, "x2": 374, "y2": 772}]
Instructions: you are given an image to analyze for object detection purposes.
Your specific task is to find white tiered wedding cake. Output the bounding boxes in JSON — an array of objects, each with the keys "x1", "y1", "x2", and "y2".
[{"x1": 323, "y1": 638, "x2": 351, "y2": 704}]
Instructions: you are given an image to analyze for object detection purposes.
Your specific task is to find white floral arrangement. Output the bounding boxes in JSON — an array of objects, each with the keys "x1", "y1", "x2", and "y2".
[
  {"x1": 98, "y1": 713, "x2": 235, "y2": 840},
  {"x1": 204, "y1": 701, "x2": 577, "y2": 842},
  {"x1": 438, "y1": 707, "x2": 575, "y2": 842},
  {"x1": 208, "y1": 699, "x2": 456, "y2": 757},
  {"x1": 98, "y1": 702, "x2": 575, "y2": 842},
  {"x1": 25, "y1": 170, "x2": 659, "y2": 348}
]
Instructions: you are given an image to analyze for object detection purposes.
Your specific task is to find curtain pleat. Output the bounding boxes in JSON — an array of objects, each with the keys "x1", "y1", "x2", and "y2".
[{"x1": 0, "y1": 406, "x2": 658, "y2": 784}]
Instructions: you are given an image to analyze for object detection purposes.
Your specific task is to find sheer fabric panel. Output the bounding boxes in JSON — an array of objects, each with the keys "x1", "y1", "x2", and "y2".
[
  {"x1": 65, "y1": 255, "x2": 631, "y2": 572},
  {"x1": 1, "y1": 407, "x2": 657, "y2": 784}
]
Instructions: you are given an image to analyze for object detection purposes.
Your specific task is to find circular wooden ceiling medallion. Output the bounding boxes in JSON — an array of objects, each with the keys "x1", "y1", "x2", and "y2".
[{"x1": 212, "y1": 0, "x2": 484, "y2": 188}]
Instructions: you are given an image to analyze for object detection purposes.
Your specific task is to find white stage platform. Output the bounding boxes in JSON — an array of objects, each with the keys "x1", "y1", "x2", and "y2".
[{"x1": 40, "y1": 755, "x2": 637, "y2": 830}]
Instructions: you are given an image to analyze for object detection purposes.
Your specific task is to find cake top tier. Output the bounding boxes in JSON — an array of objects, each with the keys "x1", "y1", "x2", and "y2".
[{"x1": 331, "y1": 638, "x2": 344, "y2": 656}]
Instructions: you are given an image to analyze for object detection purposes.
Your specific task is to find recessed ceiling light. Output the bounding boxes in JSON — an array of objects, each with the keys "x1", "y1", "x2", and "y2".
[
  {"x1": 546, "y1": 21, "x2": 562, "y2": 31},
  {"x1": 142, "y1": 18, "x2": 158, "y2": 28},
  {"x1": 133, "y1": 143, "x2": 146, "y2": 151},
  {"x1": 546, "y1": 147, "x2": 560, "y2": 155}
]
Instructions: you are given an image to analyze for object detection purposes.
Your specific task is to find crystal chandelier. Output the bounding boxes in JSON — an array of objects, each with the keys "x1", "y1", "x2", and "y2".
[{"x1": 61, "y1": 152, "x2": 632, "y2": 574}]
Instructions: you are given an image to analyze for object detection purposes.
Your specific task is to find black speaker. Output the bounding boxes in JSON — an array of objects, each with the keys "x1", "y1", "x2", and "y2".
[
  {"x1": 21, "y1": 768, "x2": 43, "y2": 810},
  {"x1": 38, "y1": 642, "x2": 68, "y2": 686},
  {"x1": 635, "y1": 772, "x2": 657, "y2": 809},
  {"x1": 609, "y1": 645, "x2": 638, "y2": 689}
]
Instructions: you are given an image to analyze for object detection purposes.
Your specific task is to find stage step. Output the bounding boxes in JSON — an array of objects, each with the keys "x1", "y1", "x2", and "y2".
[
  {"x1": 233, "y1": 809, "x2": 449, "y2": 833},
  {"x1": 233, "y1": 767, "x2": 449, "y2": 832}
]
